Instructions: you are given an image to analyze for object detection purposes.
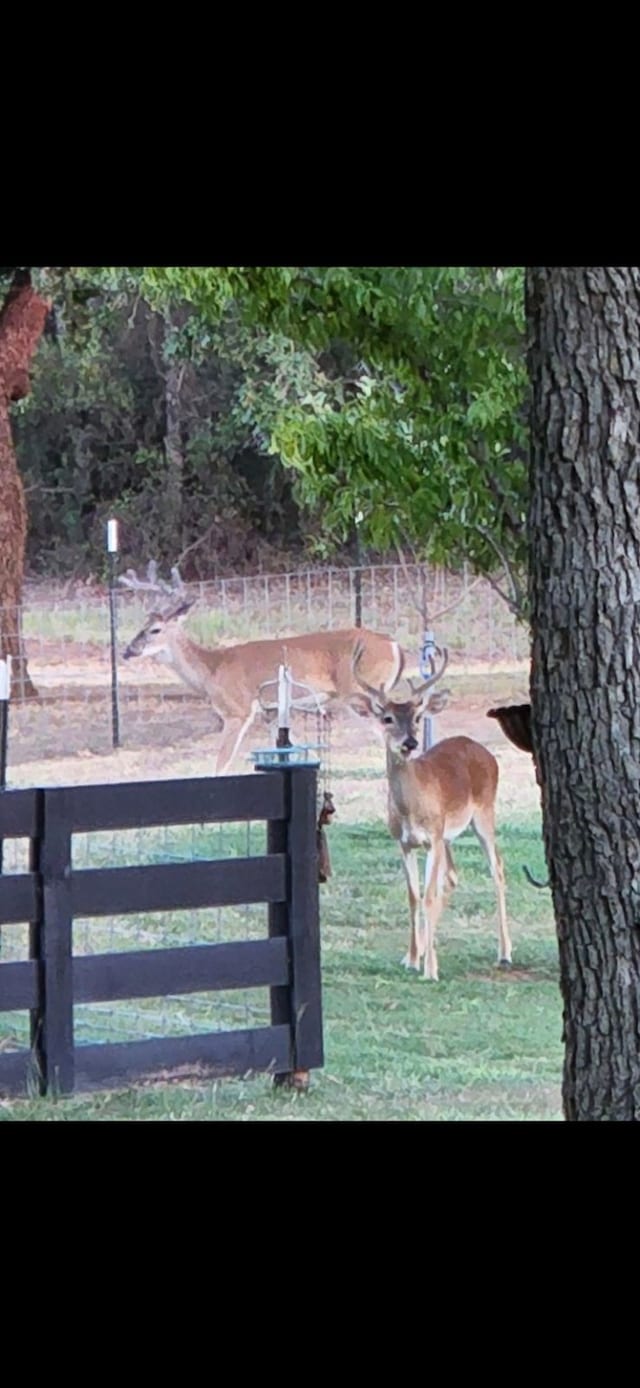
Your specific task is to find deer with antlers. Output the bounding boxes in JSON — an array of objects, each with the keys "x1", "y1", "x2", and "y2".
[
  {"x1": 120, "y1": 566, "x2": 405, "y2": 775},
  {"x1": 351, "y1": 641, "x2": 511, "y2": 980}
]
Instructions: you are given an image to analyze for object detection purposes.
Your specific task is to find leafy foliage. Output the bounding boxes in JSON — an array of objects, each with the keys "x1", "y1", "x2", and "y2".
[
  {"x1": 141, "y1": 267, "x2": 528, "y2": 594},
  {"x1": 7, "y1": 267, "x2": 528, "y2": 594},
  {"x1": 13, "y1": 279, "x2": 307, "y2": 577}
]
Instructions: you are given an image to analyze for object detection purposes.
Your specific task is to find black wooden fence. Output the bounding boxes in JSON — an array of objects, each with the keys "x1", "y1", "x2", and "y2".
[{"x1": 0, "y1": 766, "x2": 323, "y2": 1098}]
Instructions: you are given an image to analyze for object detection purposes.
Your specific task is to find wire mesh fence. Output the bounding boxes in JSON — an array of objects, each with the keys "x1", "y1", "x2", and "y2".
[
  {"x1": 4, "y1": 564, "x2": 529, "y2": 770},
  {"x1": 0, "y1": 818, "x2": 273, "y2": 1057},
  {"x1": 21, "y1": 562, "x2": 526, "y2": 651},
  {"x1": 0, "y1": 565, "x2": 535, "y2": 1078}
]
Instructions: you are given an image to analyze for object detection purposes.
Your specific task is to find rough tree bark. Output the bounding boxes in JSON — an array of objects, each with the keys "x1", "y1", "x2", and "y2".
[
  {"x1": 147, "y1": 304, "x2": 186, "y2": 552},
  {"x1": 527, "y1": 267, "x2": 640, "y2": 1121},
  {"x1": 0, "y1": 270, "x2": 50, "y2": 698},
  {"x1": 164, "y1": 354, "x2": 185, "y2": 532}
]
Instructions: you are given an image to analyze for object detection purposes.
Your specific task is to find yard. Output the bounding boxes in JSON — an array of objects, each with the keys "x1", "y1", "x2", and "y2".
[{"x1": 1, "y1": 662, "x2": 562, "y2": 1122}]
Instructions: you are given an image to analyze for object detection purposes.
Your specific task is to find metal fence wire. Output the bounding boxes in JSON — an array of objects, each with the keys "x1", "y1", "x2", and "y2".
[
  {"x1": 3, "y1": 564, "x2": 529, "y2": 767},
  {"x1": 0, "y1": 820, "x2": 271, "y2": 1053},
  {"x1": 0, "y1": 769, "x2": 323, "y2": 1091},
  {"x1": 0, "y1": 563, "x2": 531, "y2": 1068}
]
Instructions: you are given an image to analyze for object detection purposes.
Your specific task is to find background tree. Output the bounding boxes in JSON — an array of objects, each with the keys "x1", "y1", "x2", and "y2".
[
  {"x1": 0, "y1": 268, "x2": 50, "y2": 696},
  {"x1": 528, "y1": 266, "x2": 640, "y2": 1121},
  {"x1": 137, "y1": 264, "x2": 640, "y2": 1119},
  {"x1": 13, "y1": 268, "x2": 528, "y2": 601},
  {"x1": 10, "y1": 269, "x2": 306, "y2": 579},
  {"x1": 9, "y1": 262, "x2": 639, "y2": 1119},
  {"x1": 137, "y1": 266, "x2": 529, "y2": 608}
]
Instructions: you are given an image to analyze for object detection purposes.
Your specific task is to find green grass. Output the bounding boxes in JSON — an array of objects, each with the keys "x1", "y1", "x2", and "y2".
[{"x1": 0, "y1": 812, "x2": 561, "y2": 1121}]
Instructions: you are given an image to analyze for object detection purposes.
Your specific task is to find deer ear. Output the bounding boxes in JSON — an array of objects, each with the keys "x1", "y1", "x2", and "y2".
[
  {"x1": 424, "y1": 688, "x2": 450, "y2": 715},
  {"x1": 168, "y1": 600, "x2": 194, "y2": 623},
  {"x1": 348, "y1": 692, "x2": 377, "y2": 719}
]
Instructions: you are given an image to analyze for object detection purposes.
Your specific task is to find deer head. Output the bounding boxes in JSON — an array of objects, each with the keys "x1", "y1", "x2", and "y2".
[
  {"x1": 119, "y1": 562, "x2": 196, "y2": 663},
  {"x1": 123, "y1": 601, "x2": 196, "y2": 662},
  {"x1": 351, "y1": 639, "x2": 450, "y2": 759}
]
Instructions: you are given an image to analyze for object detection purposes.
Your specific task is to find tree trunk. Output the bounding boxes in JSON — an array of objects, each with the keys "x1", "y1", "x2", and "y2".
[
  {"x1": 164, "y1": 354, "x2": 184, "y2": 532},
  {"x1": 147, "y1": 306, "x2": 185, "y2": 555},
  {"x1": 527, "y1": 267, "x2": 640, "y2": 1121},
  {"x1": 0, "y1": 271, "x2": 50, "y2": 699}
]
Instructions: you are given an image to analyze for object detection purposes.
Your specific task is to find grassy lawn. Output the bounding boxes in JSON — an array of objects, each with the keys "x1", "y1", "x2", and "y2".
[{"x1": 1, "y1": 810, "x2": 562, "y2": 1122}]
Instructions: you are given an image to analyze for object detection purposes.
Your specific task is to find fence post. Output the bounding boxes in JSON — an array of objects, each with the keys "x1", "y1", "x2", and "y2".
[
  {"x1": 266, "y1": 783, "x2": 291, "y2": 1051},
  {"x1": 354, "y1": 568, "x2": 362, "y2": 628},
  {"x1": 0, "y1": 656, "x2": 10, "y2": 881},
  {"x1": 276, "y1": 662, "x2": 292, "y2": 750},
  {"x1": 286, "y1": 765, "x2": 323, "y2": 1078},
  {"x1": 261, "y1": 763, "x2": 323, "y2": 1090},
  {"x1": 351, "y1": 516, "x2": 363, "y2": 627},
  {"x1": 421, "y1": 629, "x2": 437, "y2": 752},
  {"x1": 40, "y1": 789, "x2": 75, "y2": 1094},
  {"x1": 28, "y1": 789, "x2": 46, "y2": 1094},
  {"x1": 0, "y1": 657, "x2": 10, "y2": 960},
  {"x1": 106, "y1": 518, "x2": 121, "y2": 750}
]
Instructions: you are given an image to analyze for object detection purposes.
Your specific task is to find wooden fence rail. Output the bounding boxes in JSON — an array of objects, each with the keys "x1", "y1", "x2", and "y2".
[{"x1": 0, "y1": 767, "x2": 323, "y2": 1099}]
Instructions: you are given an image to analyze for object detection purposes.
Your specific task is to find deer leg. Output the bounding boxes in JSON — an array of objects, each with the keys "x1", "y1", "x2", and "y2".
[
  {"x1": 422, "y1": 838, "x2": 448, "y2": 981},
  {"x1": 444, "y1": 843, "x2": 458, "y2": 891},
  {"x1": 208, "y1": 704, "x2": 224, "y2": 734},
  {"x1": 471, "y1": 807, "x2": 511, "y2": 967},
  {"x1": 215, "y1": 700, "x2": 260, "y2": 776},
  {"x1": 400, "y1": 846, "x2": 422, "y2": 970}
]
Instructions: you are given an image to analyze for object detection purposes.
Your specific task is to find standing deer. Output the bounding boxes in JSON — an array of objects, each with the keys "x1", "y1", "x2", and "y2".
[
  {"x1": 351, "y1": 642, "x2": 511, "y2": 980},
  {"x1": 121, "y1": 577, "x2": 405, "y2": 775}
]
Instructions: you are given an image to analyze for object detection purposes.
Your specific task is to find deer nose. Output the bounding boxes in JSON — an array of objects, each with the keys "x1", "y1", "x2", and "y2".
[{"x1": 403, "y1": 736, "x2": 418, "y2": 753}]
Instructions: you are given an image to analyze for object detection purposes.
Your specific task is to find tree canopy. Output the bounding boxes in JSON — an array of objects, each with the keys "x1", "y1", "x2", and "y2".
[
  {"x1": 139, "y1": 266, "x2": 528, "y2": 600},
  {"x1": 3, "y1": 267, "x2": 528, "y2": 599}
]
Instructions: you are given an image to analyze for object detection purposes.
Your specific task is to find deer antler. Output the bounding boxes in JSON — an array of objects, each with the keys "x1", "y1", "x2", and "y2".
[
  {"x1": 407, "y1": 646, "x2": 449, "y2": 698},
  {"x1": 352, "y1": 639, "x2": 386, "y2": 701},
  {"x1": 352, "y1": 638, "x2": 405, "y2": 701},
  {"x1": 118, "y1": 562, "x2": 187, "y2": 599}
]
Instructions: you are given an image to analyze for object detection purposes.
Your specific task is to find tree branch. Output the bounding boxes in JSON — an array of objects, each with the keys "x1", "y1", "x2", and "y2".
[
  {"x1": 430, "y1": 576, "x2": 483, "y2": 623},
  {"x1": 176, "y1": 520, "x2": 221, "y2": 570},
  {"x1": 483, "y1": 468, "x2": 524, "y2": 536},
  {"x1": 395, "y1": 542, "x2": 428, "y2": 623},
  {"x1": 473, "y1": 524, "x2": 526, "y2": 617},
  {"x1": 395, "y1": 543, "x2": 484, "y2": 625}
]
